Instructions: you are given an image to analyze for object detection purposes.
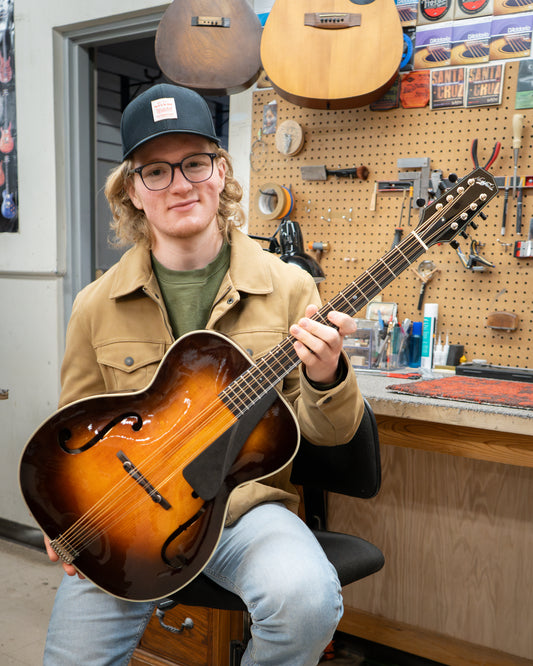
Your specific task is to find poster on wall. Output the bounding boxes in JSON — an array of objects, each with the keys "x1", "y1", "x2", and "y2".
[{"x1": 0, "y1": 0, "x2": 17, "y2": 233}]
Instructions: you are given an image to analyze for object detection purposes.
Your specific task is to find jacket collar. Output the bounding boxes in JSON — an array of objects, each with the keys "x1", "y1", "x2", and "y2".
[{"x1": 108, "y1": 229, "x2": 274, "y2": 300}]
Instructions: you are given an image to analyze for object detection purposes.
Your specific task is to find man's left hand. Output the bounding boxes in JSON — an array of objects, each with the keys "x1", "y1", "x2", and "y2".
[{"x1": 290, "y1": 305, "x2": 356, "y2": 386}]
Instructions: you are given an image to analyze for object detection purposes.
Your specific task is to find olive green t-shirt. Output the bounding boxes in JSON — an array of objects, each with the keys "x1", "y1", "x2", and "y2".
[{"x1": 151, "y1": 242, "x2": 231, "y2": 339}]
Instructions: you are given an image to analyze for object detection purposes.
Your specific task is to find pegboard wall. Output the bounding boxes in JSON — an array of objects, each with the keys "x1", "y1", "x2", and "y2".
[{"x1": 247, "y1": 61, "x2": 533, "y2": 368}]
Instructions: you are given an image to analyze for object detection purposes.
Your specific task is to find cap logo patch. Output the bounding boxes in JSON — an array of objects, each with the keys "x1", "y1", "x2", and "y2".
[{"x1": 151, "y1": 97, "x2": 178, "y2": 123}]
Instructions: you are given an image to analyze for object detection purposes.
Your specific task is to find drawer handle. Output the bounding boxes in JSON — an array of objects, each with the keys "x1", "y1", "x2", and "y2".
[{"x1": 155, "y1": 609, "x2": 194, "y2": 634}]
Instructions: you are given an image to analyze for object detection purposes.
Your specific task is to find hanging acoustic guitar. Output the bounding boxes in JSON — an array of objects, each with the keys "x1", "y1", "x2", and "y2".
[
  {"x1": 19, "y1": 168, "x2": 497, "y2": 601},
  {"x1": 155, "y1": 0, "x2": 262, "y2": 95},
  {"x1": 260, "y1": 0, "x2": 404, "y2": 109}
]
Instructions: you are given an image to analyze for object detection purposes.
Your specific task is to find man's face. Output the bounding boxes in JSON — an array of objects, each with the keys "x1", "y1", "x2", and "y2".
[{"x1": 127, "y1": 133, "x2": 226, "y2": 249}]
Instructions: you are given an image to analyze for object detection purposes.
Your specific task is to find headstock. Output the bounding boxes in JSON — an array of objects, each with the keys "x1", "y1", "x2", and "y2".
[{"x1": 416, "y1": 167, "x2": 497, "y2": 249}]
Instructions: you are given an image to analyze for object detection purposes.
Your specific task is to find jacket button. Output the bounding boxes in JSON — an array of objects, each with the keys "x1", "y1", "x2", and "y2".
[
  {"x1": 124, "y1": 356, "x2": 134, "y2": 367},
  {"x1": 227, "y1": 297, "x2": 234, "y2": 305},
  {"x1": 246, "y1": 348, "x2": 253, "y2": 356}
]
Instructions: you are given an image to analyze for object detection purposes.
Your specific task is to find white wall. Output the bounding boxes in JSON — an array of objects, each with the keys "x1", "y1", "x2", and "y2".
[{"x1": 0, "y1": 0, "x2": 254, "y2": 526}]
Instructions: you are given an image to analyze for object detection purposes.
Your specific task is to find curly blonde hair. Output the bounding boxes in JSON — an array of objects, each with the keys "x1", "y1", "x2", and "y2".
[{"x1": 105, "y1": 143, "x2": 245, "y2": 248}]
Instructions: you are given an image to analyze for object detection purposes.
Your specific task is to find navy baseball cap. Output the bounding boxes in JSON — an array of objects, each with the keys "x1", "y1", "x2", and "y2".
[{"x1": 121, "y1": 83, "x2": 220, "y2": 160}]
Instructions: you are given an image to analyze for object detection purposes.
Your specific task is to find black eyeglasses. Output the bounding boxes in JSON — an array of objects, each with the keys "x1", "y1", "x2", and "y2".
[{"x1": 129, "y1": 153, "x2": 218, "y2": 190}]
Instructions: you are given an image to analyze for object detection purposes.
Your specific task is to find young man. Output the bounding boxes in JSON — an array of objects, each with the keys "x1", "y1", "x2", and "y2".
[{"x1": 43, "y1": 84, "x2": 364, "y2": 666}]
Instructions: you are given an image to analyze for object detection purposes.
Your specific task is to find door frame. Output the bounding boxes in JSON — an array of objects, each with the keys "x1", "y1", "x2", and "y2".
[{"x1": 53, "y1": 10, "x2": 164, "y2": 328}]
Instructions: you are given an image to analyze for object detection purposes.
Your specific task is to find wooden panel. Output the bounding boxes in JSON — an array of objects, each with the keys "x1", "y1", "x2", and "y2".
[
  {"x1": 328, "y1": 441, "x2": 533, "y2": 660},
  {"x1": 248, "y1": 61, "x2": 532, "y2": 368},
  {"x1": 376, "y1": 414, "x2": 533, "y2": 468},
  {"x1": 339, "y1": 608, "x2": 533, "y2": 666}
]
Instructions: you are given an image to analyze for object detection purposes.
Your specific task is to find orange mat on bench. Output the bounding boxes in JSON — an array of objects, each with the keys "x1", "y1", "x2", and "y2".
[{"x1": 386, "y1": 375, "x2": 533, "y2": 410}]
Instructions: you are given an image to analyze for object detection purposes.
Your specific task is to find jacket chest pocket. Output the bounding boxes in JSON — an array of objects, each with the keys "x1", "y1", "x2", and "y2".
[{"x1": 95, "y1": 340, "x2": 166, "y2": 392}]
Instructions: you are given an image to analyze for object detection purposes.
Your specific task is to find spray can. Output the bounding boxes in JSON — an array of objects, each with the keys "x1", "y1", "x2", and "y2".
[{"x1": 421, "y1": 303, "x2": 438, "y2": 370}]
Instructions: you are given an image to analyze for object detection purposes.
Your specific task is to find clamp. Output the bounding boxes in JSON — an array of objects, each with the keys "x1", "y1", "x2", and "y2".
[{"x1": 453, "y1": 239, "x2": 495, "y2": 271}]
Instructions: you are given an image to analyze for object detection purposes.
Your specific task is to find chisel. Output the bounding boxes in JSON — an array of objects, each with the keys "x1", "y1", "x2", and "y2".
[{"x1": 512, "y1": 113, "x2": 524, "y2": 197}]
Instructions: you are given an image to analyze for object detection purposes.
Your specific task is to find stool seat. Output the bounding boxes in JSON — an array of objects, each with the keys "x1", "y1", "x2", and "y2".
[{"x1": 158, "y1": 528, "x2": 384, "y2": 614}]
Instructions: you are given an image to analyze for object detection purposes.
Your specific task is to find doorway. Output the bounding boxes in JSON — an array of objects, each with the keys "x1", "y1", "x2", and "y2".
[{"x1": 57, "y1": 13, "x2": 229, "y2": 324}]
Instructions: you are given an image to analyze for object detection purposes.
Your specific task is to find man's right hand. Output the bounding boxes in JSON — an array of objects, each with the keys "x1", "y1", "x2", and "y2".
[{"x1": 44, "y1": 536, "x2": 85, "y2": 578}]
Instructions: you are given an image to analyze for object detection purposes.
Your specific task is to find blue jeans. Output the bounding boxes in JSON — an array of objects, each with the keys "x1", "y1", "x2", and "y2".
[{"x1": 44, "y1": 503, "x2": 343, "y2": 666}]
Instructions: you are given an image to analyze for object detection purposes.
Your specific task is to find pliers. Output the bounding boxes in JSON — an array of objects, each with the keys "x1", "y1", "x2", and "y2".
[{"x1": 471, "y1": 139, "x2": 501, "y2": 170}]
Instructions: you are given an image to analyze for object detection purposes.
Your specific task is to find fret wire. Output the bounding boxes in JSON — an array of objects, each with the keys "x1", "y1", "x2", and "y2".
[
  {"x1": 380, "y1": 254, "x2": 397, "y2": 277},
  {"x1": 364, "y1": 269, "x2": 384, "y2": 290},
  {"x1": 335, "y1": 292, "x2": 358, "y2": 315}
]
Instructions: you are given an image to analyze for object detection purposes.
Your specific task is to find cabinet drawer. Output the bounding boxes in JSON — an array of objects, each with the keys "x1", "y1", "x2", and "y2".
[
  {"x1": 139, "y1": 605, "x2": 209, "y2": 665},
  {"x1": 132, "y1": 604, "x2": 244, "y2": 666}
]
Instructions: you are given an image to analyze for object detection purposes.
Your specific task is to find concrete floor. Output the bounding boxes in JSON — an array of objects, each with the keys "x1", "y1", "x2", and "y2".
[{"x1": 0, "y1": 538, "x2": 62, "y2": 665}]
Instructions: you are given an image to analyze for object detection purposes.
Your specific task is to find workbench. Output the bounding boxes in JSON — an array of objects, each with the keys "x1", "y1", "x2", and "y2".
[{"x1": 331, "y1": 370, "x2": 533, "y2": 665}]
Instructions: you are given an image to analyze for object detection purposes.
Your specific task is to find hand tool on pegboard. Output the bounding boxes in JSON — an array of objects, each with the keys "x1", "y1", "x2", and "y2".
[
  {"x1": 454, "y1": 239, "x2": 495, "y2": 271},
  {"x1": 470, "y1": 138, "x2": 501, "y2": 171},
  {"x1": 500, "y1": 176, "x2": 510, "y2": 237},
  {"x1": 369, "y1": 179, "x2": 410, "y2": 212},
  {"x1": 397, "y1": 156, "x2": 430, "y2": 209},
  {"x1": 300, "y1": 165, "x2": 369, "y2": 181},
  {"x1": 512, "y1": 113, "x2": 525, "y2": 197},
  {"x1": 516, "y1": 177, "x2": 524, "y2": 234}
]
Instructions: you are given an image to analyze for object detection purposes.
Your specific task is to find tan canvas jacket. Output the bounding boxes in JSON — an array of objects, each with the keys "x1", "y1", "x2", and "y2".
[{"x1": 59, "y1": 229, "x2": 363, "y2": 523}]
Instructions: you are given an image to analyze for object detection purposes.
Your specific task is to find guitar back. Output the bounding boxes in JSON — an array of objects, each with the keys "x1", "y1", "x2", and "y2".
[
  {"x1": 155, "y1": 0, "x2": 262, "y2": 95},
  {"x1": 261, "y1": 0, "x2": 403, "y2": 109}
]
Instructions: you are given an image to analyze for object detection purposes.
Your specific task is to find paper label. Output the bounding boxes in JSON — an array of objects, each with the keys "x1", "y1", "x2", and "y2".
[{"x1": 151, "y1": 98, "x2": 178, "y2": 123}]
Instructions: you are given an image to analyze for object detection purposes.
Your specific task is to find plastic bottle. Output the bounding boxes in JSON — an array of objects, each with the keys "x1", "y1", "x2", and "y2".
[
  {"x1": 434, "y1": 333, "x2": 443, "y2": 367},
  {"x1": 408, "y1": 321, "x2": 423, "y2": 367},
  {"x1": 421, "y1": 303, "x2": 438, "y2": 370},
  {"x1": 443, "y1": 332, "x2": 450, "y2": 366}
]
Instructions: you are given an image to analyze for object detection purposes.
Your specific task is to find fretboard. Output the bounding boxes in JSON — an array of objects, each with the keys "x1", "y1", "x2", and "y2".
[{"x1": 220, "y1": 228, "x2": 429, "y2": 417}]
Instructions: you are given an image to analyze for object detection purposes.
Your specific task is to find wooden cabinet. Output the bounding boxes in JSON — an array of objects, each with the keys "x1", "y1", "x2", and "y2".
[{"x1": 130, "y1": 604, "x2": 244, "y2": 666}]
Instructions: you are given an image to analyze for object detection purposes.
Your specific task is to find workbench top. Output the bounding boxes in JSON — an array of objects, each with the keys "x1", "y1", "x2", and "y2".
[{"x1": 354, "y1": 369, "x2": 532, "y2": 437}]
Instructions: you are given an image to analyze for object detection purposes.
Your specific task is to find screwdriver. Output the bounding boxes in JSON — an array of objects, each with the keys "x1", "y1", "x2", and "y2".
[
  {"x1": 501, "y1": 176, "x2": 509, "y2": 237},
  {"x1": 512, "y1": 113, "x2": 524, "y2": 197}
]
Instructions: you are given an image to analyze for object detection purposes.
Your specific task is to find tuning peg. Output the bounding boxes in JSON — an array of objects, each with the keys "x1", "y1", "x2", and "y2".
[
  {"x1": 450, "y1": 240, "x2": 460, "y2": 249},
  {"x1": 470, "y1": 221, "x2": 478, "y2": 230},
  {"x1": 478, "y1": 212, "x2": 487, "y2": 220},
  {"x1": 461, "y1": 231, "x2": 469, "y2": 239},
  {"x1": 448, "y1": 173, "x2": 458, "y2": 183},
  {"x1": 416, "y1": 198, "x2": 426, "y2": 207}
]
